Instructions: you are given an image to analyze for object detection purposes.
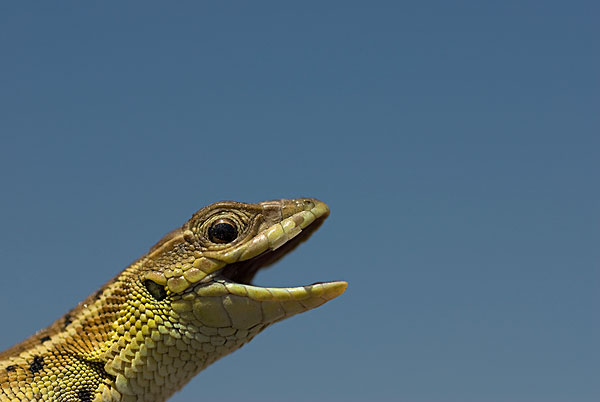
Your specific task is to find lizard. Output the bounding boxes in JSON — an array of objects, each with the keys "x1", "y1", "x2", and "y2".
[{"x1": 0, "y1": 198, "x2": 346, "y2": 402}]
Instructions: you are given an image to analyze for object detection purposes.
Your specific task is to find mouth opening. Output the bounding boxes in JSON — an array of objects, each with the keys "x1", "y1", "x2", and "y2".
[{"x1": 219, "y1": 215, "x2": 327, "y2": 286}]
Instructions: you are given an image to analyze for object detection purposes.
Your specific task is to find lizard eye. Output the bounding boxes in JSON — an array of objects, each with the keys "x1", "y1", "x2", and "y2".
[{"x1": 208, "y1": 218, "x2": 238, "y2": 243}]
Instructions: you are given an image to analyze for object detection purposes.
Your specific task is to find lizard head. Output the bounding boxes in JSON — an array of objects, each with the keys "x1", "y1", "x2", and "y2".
[{"x1": 135, "y1": 198, "x2": 346, "y2": 360}]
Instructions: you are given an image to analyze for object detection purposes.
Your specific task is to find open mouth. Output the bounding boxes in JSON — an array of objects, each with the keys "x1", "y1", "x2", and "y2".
[
  {"x1": 190, "y1": 199, "x2": 347, "y2": 306},
  {"x1": 218, "y1": 212, "x2": 327, "y2": 286}
]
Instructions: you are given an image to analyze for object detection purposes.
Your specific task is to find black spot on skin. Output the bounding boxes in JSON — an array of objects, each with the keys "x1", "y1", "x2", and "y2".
[
  {"x1": 77, "y1": 389, "x2": 93, "y2": 402},
  {"x1": 63, "y1": 313, "x2": 73, "y2": 329},
  {"x1": 93, "y1": 289, "x2": 103, "y2": 300},
  {"x1": 6, "y1": 365, "x2": 16, "y2": 372},
  {"x1": 29, "y1": 355, "x2": 44, "y2": 374},
  {"x1": 40, "y1": 335, "x2": 51, "y2": 343}
]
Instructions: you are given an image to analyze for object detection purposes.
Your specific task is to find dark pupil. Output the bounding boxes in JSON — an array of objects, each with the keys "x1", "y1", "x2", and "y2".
[{"x1": 209, "y1": 222, "x2": 238, "y2": 243}]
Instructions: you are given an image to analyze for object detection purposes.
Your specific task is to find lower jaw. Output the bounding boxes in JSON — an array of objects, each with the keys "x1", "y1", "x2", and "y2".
[
  {"x1": 169, "y1": 277, "x2": 346, "y2": 331},
  {"x1": 195, "y1": 276, "x2": 348, "y2": 303}
]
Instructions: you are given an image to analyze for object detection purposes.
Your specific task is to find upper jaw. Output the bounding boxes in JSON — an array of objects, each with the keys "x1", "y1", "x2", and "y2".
[
  {"x1": 157, "y1": 199, "x2": 331, "y2": 292},
  {"x1": 217, "y1": 199, "x2": 330, "y2": 286},
  {"x1": 203, "y1": 198, "x2": 331, "y2": 263}
]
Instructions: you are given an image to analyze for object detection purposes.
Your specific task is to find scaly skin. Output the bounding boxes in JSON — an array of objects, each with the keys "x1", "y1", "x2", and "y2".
[{"x1": 0, "y1": 198, "x2": 346, "y2": 402}]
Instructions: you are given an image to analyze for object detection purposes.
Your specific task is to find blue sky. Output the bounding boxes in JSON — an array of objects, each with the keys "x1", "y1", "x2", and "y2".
[{"x1": 0, "y1": 2, "x2": 598, "y2": 401}]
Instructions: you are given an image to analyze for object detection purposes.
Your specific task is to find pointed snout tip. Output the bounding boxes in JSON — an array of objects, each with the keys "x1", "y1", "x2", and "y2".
[{"x1": 322, "y1": 280, "x2": 348, "y2": 300}]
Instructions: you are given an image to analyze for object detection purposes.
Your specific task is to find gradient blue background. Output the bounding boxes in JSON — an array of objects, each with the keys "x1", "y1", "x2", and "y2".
[{"x1": 0, "y1": 2, "x2": 598, "y2": 402}]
